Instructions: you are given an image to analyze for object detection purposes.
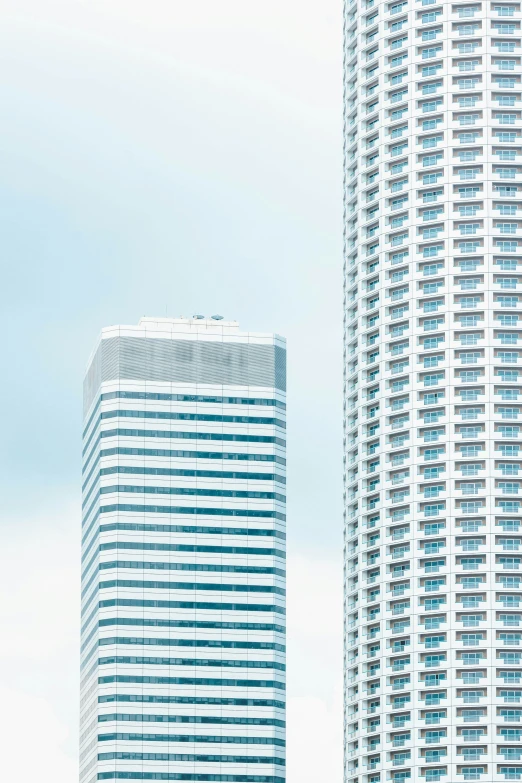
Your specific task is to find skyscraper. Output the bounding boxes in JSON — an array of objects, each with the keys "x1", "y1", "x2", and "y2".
[
  {"x1": 343, "y1": 2, "x2": 522, "y2": 783},
  {"x1": 80, "y1": 316, "x2": 286, "y2": 783}
]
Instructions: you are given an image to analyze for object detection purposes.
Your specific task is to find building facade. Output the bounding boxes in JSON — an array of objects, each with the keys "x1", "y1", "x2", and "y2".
[
  {"x1": 80, "y1": 317, "x2": 286, "y2": 783},
  {"x1": 343, "y1": 2, "x2": 522, "y2": 783}
]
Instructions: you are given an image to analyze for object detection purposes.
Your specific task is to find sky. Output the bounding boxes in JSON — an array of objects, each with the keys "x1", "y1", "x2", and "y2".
[{"x1": 0, "y1": 1, "x2": 343, "y2": 779}]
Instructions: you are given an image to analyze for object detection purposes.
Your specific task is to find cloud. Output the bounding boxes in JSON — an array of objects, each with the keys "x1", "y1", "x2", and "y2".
[
  {"x1": 286, "y1": 554, "x2": 344, "y2": 780},
  {"x1": 0, "y1": 685, "x2": 77, "y2": 782},
  {"x1": 287, "y1": 695, "x2": 343, "y2": 781},
  {"x1": 0, "y1": 501, "x2": 79, "y2": 772}
]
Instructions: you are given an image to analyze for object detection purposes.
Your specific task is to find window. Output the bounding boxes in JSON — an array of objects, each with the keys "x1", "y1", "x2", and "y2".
[
  {"x1": 459, "y1": 205, "x2": 480, "y2": 217},
  {"x1": 458, "y1": 5, "x2": 479, "y2": 18},
  {"x1": 460, "y1": 463, "x2": 481, "y2": 476},
  {"x1": 391, "y1": 178, "x2": 408, "y2": 193},
  {"x1": 422, "y1": 62, "x2": 443, "y2": 78},
  {"x1": 423, "y1": 336, "x2": 444, "y2": 349},
  {"x1": 422, "y1": 100, "x2": 443, "y2": 114},
  {"x1": 496, "y1": 59, "x2": 517, "y2": 71},
  {"x1": 391, "y1": 36, "x2": 408, "y2": 50},
  {"x1": 457, "y1": 97, "x2": 480, "y2": 110},
  {"x1": 423, "y1": 244, "x2": 444, "y2": 258},
  {"x1": 496, "y1": 186, "x2": 519, "y2": 197},
  {"x1": 423, "y1": 171, "x2": 443, "y2": 185},
  {"x1": 423, "y1": 318, "x2": 444, "y2": 332},
  {"x1": 495, "y1": 41, "x2": 517, "y2": 52},
  {"x1": 459, "y1": 333, "x2": 480, "y2": 345},
  {"x1": 459, "y1": 187, "x2": 480, "y2": 199},
  {"x1": 423, "y1": 117, "x2": 443, "y2": 132},
  {"x1": 423, "y1": 82, "x2": 443, "y2": 96},
  {"x1": 423, "y1": 297, "x2": 444, "y2": 312},
  {"x1": 498, "y1": 206, "x2": 519, "y2": 217},
  {"x1": 459, "y1": 167, "x2": 480, "y2": 180},
  {"x1": 422, "y1": 47, "x2": 443, "y2": 59},
  {"x1": 458, "y1": 60, "x2": 479, "y2": 72}
]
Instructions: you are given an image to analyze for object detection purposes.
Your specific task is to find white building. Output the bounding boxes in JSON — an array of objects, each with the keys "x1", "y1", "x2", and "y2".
[
  {"x1": 80, "y1": 316, "x2": 286, "y2": 783},
  {"x1": 343, "y1": 2, "x2": 522, "y2": 783}
]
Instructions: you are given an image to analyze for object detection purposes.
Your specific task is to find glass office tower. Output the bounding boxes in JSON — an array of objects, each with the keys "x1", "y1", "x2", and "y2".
[
  {"x1": 80, "y1": 317, "x2": 286, "y2": 783},
  {"x1": 343, "y1": 2, "x2": 522, "y2": 783}
]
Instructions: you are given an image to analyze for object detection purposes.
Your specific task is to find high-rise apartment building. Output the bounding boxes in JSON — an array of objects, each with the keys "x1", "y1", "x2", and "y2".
[
  {"x1": 343, "y1": 2, "x2": 522, "y2": 783},
  {"x1": 80, "y1": 317, "x2": 286, "y2": 783}
]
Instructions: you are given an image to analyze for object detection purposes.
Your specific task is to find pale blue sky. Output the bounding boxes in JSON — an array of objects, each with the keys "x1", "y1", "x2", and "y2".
[{"x1": 0, "y1": 1, "x2": 343, "y2": 779}]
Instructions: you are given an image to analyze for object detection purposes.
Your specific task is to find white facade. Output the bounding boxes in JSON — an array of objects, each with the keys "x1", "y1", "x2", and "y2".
[
  {"x1": 343, "y1": 2, "x2": 522, "y2": 783},
  {"x1": 80, "y1": 317, "x2": 286, "y2": 783}
]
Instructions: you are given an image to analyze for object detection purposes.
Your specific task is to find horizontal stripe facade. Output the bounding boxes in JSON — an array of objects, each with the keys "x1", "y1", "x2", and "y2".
[
  {"x1": 81, "y1": 323, "x2": 286, "y2": 783},
  {"x1": 98, "y1": 675, "x2": 286, "y2": 689},
  {"x1": 98, "y1": 714, "x2": 285, "y2": 726},
  {"x1": 97, "y1": 773, "x2": 285, "y2": 781},
  {"x1": 98, "y1": 753, "x2": 284, "y2": 764}
]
